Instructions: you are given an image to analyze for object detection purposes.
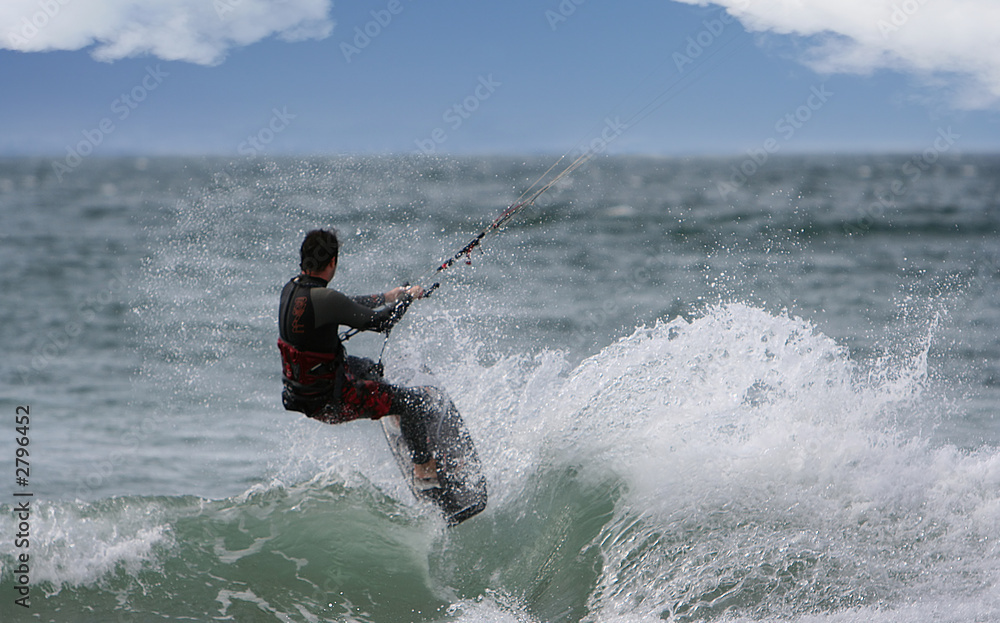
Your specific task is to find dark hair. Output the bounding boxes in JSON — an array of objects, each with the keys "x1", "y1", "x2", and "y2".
[{"x1": 300, "y1": 228, "x2": 339, "y2": 272}]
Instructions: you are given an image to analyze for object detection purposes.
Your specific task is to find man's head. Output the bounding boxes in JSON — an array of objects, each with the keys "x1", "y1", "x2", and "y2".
[{"x1": 300, "y1": 228, "x2": 339, "y2": 274}]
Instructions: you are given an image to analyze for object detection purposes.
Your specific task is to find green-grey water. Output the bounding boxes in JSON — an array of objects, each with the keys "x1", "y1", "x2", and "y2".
[{"x1": 2, "y1": 154, "x2": 999, "y2": 621}]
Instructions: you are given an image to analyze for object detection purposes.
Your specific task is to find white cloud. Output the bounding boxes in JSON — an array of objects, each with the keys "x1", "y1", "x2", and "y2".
[
  {"x1": 1, "y1": 0, "x2": 334, "y2": 65},
  {"x1": 674, "y1": 0, "x2": 1000, "y2": 109}
]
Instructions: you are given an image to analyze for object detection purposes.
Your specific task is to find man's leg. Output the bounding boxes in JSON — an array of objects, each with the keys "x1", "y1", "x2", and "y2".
[
  {"x1": 388, "y1": 386, "x2": 436, "y2": 467},
  {"x1": 337, "y1": 374, "x2": 437, "y2": 473},
  {"x1": 326, "y1": 367, "x2": 441, "y2": 482}
]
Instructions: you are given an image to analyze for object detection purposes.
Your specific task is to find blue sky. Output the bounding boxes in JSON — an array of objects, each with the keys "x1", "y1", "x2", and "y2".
[{"x1": 1, "y1": 0, "x2": 998, "y2": 158}]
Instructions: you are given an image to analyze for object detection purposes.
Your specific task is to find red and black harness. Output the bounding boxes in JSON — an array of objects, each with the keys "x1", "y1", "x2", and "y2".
[{"x1": 276, "y1": 338, "x2": 342, "y2": 409}]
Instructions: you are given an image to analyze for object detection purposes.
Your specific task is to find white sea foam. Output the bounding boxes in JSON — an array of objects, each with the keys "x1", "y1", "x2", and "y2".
[
  {"x1": 0, "y1": 498, "x2": 171, "y2": 592},
  {"x1": 534, "y1": 303, "x2": 1000, "y2": 620},
  {"x1": 418, "y1": 302, "x2": 998, "y2": 621}
]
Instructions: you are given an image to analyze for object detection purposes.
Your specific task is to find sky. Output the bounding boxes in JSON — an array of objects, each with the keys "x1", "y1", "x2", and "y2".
[{"x1": 1, "y1": 0, "x2": 999, "y2": 158}]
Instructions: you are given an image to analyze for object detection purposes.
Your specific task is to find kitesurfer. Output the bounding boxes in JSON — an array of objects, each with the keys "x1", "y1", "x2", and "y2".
[{"x1": 277, "y1": 228, "x2": 442, "y2": 485}]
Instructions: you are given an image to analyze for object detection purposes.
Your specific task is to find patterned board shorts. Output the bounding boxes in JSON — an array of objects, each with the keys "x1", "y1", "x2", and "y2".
[{"x1": 308, "y1": 368, "x2": 393, "y2": 425}]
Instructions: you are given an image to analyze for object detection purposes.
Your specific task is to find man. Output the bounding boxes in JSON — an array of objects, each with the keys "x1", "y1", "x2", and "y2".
[{"x1": 277, "y1": 228, "x2": 441, "y2": 484}]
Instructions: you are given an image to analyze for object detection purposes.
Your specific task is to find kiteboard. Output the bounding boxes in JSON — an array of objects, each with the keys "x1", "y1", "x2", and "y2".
[{"x1": 381, "y1": 387, "x2": 488, "y2": 526}]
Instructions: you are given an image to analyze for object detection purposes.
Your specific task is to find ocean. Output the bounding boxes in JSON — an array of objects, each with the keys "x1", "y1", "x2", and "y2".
[{"x1": 1, "y1": 153, "x2": 999, "y2": 622}]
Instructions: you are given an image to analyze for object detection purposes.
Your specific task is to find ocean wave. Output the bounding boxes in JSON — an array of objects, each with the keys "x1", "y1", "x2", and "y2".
[{"x1": 3, "y1": 304, "x2": 999, "y2": 622}]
